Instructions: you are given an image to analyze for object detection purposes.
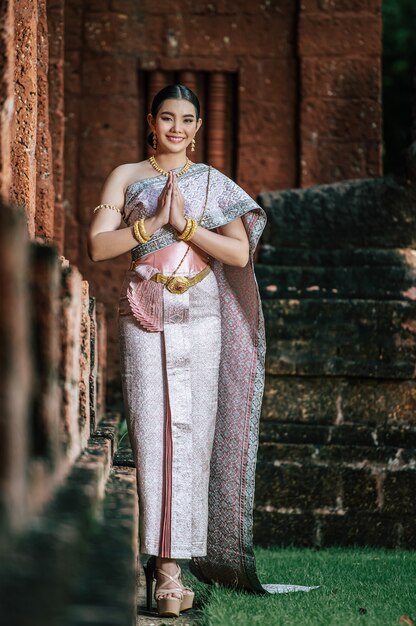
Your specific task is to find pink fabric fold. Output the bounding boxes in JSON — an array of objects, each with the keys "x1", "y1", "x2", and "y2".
[{"x1": 126, "y1": 264, "x2": 164, "y2": 332}]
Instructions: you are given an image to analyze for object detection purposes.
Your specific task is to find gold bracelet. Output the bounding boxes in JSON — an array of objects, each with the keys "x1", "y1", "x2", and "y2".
[
  {"x1": 183, "y1": 219, "x2": 198, "y2": 241},
  {"x1": 133, "y1": 219, "x2": 150, "y2": 244},
  {"x1": 93, "y1": 203, "x2": 121, "y2": 214},
  {"x1": 177, "y1": 218, "x2": 194, "y2": 240},
  {"x1": 137, "y1": 218, "x2": 151, "y2": 242}
]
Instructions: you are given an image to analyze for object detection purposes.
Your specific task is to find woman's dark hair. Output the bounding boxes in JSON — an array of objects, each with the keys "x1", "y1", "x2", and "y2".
[{"x1": 147, "y1": 83, "x2": 200, "y2": 148}]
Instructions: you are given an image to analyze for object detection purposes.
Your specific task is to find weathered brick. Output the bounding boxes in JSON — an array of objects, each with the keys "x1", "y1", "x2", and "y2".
[
  {"x1": 82, "y1": 55, "x2": 139, "y2": 96},
  {"x1": 318, "y1": 513, "x2": 399, "y2": 548},
  {"x1": 301, "y1": 57, "x2": 380, "y2": 100},
  {"x1": 341, "y1": 468, "x2": 378, "y2": 512},
  {"x1": 256, "y1": 263, "x2": 416, "y2": 301},
  {"x1": 255, "y1": 462, "x2": 340, "y2": 510},
  {"x1": 253, "y1": 510, "x2": 317, "y2": 547},
  {"x1": 80, "y1": 96, "x2": 139, "y2": 143},
  {"x1": 382, "y1": 471, "x2": 416, "y2": 516},
  {"x1": 302, "y1": 98, "x2": 381, "y2": 142},
  {"x1": 264, "y1": 299, "x2": 416, "y2": 378},
  {"x1": 301, "y1": 0, "x2": 381, "y2": 13},
  {"x1": 258, "y1": 178, "x2": 416, "y2": 249},
  {"x1": 299, "y1": 14, "x2": 381, "y2": 57}
]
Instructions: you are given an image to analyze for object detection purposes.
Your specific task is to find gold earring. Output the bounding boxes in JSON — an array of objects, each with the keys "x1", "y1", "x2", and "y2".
[
  {"x1": 153, "y1": 132, "x2": 158, "y2": 150},
  {"x1": 191, "y1": 137, "x2": 196, "y2": 152}
]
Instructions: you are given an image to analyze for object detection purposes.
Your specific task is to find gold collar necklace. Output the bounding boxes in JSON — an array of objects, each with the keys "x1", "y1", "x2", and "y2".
[{"x1": 148, "y1": 155, "x2": 192, "y2": 177}]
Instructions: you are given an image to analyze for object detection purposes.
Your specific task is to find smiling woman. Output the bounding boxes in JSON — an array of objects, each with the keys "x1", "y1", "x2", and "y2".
[{"x1": 87, "y1": 83, "x2": 272, "y2": 617}]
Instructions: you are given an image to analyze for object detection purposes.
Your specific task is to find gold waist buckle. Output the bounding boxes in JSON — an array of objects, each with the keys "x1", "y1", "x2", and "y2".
[{"x1": 150, "y1": 264, "x2": 211, "y2": 294}]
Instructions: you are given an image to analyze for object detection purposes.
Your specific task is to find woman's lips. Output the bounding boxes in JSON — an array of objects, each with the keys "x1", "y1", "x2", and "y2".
[{"x1": 167, "y1": 136, "x2": 184, "y2": 143}]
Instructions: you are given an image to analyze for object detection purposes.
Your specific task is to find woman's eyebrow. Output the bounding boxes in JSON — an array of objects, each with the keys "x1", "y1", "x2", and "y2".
[{"x1": 160, "y1": 111, "x2": 195, "y2": 118}]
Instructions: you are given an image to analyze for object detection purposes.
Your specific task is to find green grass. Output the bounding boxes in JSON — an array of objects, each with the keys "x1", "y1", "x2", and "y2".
[{"x1": 185, "y1": 546, "x2": 416, "y2": 626}]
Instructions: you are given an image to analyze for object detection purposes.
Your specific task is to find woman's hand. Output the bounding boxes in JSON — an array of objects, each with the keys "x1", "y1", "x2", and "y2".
[
  {"x1": 154, "y1": 171, "x2": 174, "y2": 227},
  {"x1": 168, "y1": 173, "x2": 187, "y2": 233}
]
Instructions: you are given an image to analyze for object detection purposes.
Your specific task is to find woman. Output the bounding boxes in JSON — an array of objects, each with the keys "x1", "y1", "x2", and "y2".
[{"x1": 88, "y1": 84, "x2": 269, "y2": 617}]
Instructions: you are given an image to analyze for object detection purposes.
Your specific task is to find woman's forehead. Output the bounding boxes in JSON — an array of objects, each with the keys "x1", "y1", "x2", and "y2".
[{"x1": 157, "y1": 98, "x2": 197, "y2": 116}]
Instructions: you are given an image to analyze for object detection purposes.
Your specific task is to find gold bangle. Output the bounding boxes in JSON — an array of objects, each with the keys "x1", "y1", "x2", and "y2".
[
  {"x1": 177, "y1": 218, "x2": 193, "y2": 240},
  {"x1": 182, "y1": 219, "x2": 198, "y2": 241},
  {"x1": 137, "y1": 218, "x2": 151, "y2": 242},
  {"x1": 93, "y1": 203, "x2": 121, "y2": 214},
  {"x1": 133, "y1": 219, "x2": 150, "y2": 244}
]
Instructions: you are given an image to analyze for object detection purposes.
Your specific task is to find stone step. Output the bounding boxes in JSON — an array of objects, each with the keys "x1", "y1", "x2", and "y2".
[
  {"x1": 254, "y1": 446, "x2": 416, "y2": 549},
  {"x1": 258, "y1": 176, "x2": 416, "y2": 248},
  {"x1": 259, "y1": 421, "x2": 416, "y2": 448},
  {"x1": 263, "y1": 299, "x2": 416, "y2": 378},
  {"x1": 253, "y1": 509, "x2": 416, "y2": 549},
  {"x1": 256, "y1": 263, "x2": 416, "y2": 300},
  {"x1": 258, "y1": 246, "x2": 416, "y2": 268},
  {"x1": 261, "y1": 376, "x2": 416, "y2": 425},
  {"x1": 0, "y1": 412, "x2": 139, "y2": 626}
]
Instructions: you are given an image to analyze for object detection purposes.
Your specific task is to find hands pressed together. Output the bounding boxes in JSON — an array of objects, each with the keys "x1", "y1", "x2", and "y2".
[{"x1": 156, "y1": 171, "x2": 187, "y2": 233}]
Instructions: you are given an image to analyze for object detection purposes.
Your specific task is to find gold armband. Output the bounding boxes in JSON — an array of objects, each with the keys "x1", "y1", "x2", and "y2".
[{"x1": 93, "y1": 203, "x2": 121, "y2": 214}]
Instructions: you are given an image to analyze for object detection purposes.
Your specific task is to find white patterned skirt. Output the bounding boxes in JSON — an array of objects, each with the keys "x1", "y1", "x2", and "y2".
[{"x1": 118, "y1": 268, "x2": 221, "y2": 558}]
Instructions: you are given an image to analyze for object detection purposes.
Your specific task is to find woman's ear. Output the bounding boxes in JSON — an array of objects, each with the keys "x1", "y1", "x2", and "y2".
[
  {"x1": 147, "y1": 113, "x2": 155, "y2": 131},
  {"x1": 196, "y1": 117, "x2": 203, "y2": 134}
]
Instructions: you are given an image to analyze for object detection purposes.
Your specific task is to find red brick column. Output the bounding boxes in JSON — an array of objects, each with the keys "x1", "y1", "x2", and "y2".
[
  {"x1": 12, "y1": 0, "x2": 39, "y2": 235},
  {"x1": 0, "y1": 0, "x2": 14, "y2": 203}
]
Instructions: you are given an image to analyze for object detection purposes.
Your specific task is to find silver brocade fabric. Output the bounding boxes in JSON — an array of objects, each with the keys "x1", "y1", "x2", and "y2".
[{"x1": 118, "y1": 163, "x2": 272, "y2": 594}]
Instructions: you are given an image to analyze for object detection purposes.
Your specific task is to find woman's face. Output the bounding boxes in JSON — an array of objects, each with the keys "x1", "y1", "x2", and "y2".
[{"x1": 148, "y1": 98, "x2": 202, "y2": 154}]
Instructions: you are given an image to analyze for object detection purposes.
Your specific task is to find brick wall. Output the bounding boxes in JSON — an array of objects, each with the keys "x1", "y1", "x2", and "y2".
[
  {"x1": 0, "y1": 0, "x2": 108, "y2": 541},
  {"x1": 63, "y1": 0, "x2": 382, "y2": 380}
]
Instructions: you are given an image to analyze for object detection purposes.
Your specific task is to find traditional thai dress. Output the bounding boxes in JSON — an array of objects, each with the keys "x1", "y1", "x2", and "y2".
[{"x1": 117, "y1": 162, "x2": 286, "y2": 594}]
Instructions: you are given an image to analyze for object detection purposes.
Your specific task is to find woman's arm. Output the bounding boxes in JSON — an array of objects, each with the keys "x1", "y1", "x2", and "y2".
[
  {"x1": 169, "y1": 173, "x2": 250, "y2": 268},
  {"x1": 184, "y1": 217, "x2": 250, "y2": 268},
  {"x1": 87, "y1": 166, "x2": 166, "y2": 262}
]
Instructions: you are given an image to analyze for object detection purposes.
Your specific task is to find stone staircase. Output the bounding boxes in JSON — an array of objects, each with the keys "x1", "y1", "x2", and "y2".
[{"x1": 254, "y1": 175, "x2": 416, "y2": 548}]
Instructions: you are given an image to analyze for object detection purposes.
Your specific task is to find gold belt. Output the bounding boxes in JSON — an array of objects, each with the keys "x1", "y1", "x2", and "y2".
[{"x1": 150, "y1": 264, "x2": 211, "y2": 294}]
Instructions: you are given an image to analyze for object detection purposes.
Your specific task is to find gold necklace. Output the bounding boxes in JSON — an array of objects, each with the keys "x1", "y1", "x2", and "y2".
[{"x1": 148, "y1": 155, "x2": 192, "y2": 177}]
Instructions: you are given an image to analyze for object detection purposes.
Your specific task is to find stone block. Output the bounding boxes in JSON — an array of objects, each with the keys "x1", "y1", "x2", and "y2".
[
  {"x1": 261, "y1": 376, "x2": 416, "y2": 425},
  {"x1": 257, "y1": 246, "x2": 416, "y2": 269},
  {"x1": 259, "y1": 178, "x2": 416, "y2": 249},
  {"x1": 80, "y1": 95, "x2": 139, "y2": 142},
  {"x1": 302, "y1": 97, "x2": 381, "y2": 142},
  {"x1": 301, "y1": 0, "x2": 381, "y2": 13},
  {"x1": 80, "y1": 137, "x2": 138, "y2": 178},
  {"x1": 301, "y1": 138, "x2": 381, "y2": 184},
  {"x1": 301, "y1": 57, "x2": 380, "y2": 100},
  {"x1": 318, "y1": 513, "x2": 399, "y2": 548},
  {"x1": 382, "y1": 470, "x2": 416, "y2": 516},
  {"x1": 89, "y1": 296, "x2": 98, "y2": 433},
  {"x1": 82, "y1": 55, "x2": 138, "y2": 96},
  {"x1": 28, "y1": 242, "x2": 63, "y2": 497},
  {"x1": 253, "y1": 510, "x2": 316, "y2": 547},
  {"x1": 60, "y1": 262, "x2": 83, "y2": 461},
  {"x1": 255, "y1": 461, "x2": 340, "y2": 510},
  {"x1": 298, "y1": 14, "x2": 381, "y2": 57},
  {"x1": 166, "y1": 13, "x2": 293, "y2": 59},
  {"x1": 263, "y1": 299, "x2": 416, "y2": 378},
  {"x1": 79, "y1": 280, "x2": 91, "y2": 448},
  {"x1": 340, "y1": 467, "x2": 378, "y2": 512},
  {"x1": 0, "y1": 202, "x2": 31, "y2": 537},
  {"x1": 256, "y1": 263, "x2": 416, "y2": 301}
]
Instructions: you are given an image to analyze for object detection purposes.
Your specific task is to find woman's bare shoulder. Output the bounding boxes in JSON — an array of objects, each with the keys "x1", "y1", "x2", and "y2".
[{"x1": 107, "y1": 160, "x2": 156, "y2": 193}]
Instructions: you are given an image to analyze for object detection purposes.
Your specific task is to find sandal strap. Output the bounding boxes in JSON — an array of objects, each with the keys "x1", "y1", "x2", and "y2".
[{"x1": 154, "y1": 566, "x2": 184, "y2": 600}]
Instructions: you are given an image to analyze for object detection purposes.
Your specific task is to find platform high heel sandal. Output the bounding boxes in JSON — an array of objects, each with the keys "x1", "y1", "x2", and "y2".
[{"x1": 143, "y1": 557, "x2": 194, "y2": 616}]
